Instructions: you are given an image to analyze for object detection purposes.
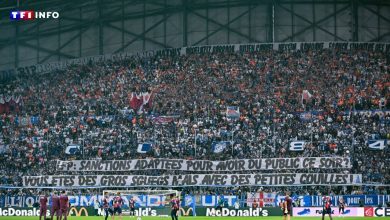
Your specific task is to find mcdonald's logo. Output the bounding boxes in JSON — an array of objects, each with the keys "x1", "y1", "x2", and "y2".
[
  {"x1": 179, "y1": 207, "x2": 193, "y2": 216},
  {"x1": 68, "y1": 207, "x2": 89, "y2": 216}
]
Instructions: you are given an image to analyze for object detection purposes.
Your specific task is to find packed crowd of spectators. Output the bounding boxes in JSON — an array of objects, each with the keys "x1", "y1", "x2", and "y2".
[{"x1": 0, "y1": 46, "x2": 389, "y2": 195}]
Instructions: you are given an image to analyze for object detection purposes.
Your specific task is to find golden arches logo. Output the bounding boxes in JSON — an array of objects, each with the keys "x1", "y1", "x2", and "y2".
[
  {"x1": 68, "y1": 207, "x2": 89, "y2": 216},
  {"x1": 179, "y1": 207, "x2": 193, "y2": 216}
]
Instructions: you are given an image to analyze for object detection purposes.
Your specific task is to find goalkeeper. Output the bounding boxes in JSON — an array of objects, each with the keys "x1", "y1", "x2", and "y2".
[{"x1": 282, "y1": 194, "x2": 292, "y2": 220}]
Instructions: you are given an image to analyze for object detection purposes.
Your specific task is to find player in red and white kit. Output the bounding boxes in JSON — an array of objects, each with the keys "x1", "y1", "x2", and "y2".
[
  {"x1": 322, "y1": 195, "x2": 333, "y2": 220},
  {"x1": 103, "y1": 192, "x2": 113, "y2": 220},
  {"x1": 176, "y1": 197, "x2": 180, "y2": 215},
  {"x1": 113, "y1": 192, "x2": 124, "y2": 220},
  {"x1": 59, "y1": 191, "x2": 69, "y2": 220},
  {"x1": 129, "y1": 198, "x2": 135, "y2": 217},
  {"x1": 170, "y1": 195, "x2": 180, "y2": 220},
  {"x1": 39, "y1": 193, "x2": 48, "y2": 220},
  {"x1": 51, "y1": 192, "x2": 60, "y2": 220},
  {"x1": 338, "y1": 198, "x2": 346, "y2": 216}
]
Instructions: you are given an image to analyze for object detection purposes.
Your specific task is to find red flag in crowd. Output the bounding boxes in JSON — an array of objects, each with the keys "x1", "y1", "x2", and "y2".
[{"x1": 129, "y1": 92, "x2": 153, "y2": 113}]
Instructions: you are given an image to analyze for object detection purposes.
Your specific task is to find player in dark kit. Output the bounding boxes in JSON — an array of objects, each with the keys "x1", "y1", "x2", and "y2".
[
  {"x1": 252, "y1": 199, "x2": 258, "y2": 209},
  {"x1": 103, "y1": 192, "x2": 113, "y2": 220},
  {"x1": 338, "y1": 198, "x2": 346, "y2": 215},
  {"x1": 170, "y1": 195, "x2": 179, "y2": 220},
  {"x1": 283, "y1": 195, "x2": 292, "y2": 220},
  {"x1": 51, "y1": 192, "x2": 60, "y2": 220},
  {"x1": 39, "y1": 193, "x2": 48, "y2": 220},
  {"x1": 113, "y1": 192, "x2": 124, "y2": 220},
  {"x1": 129, "y1": 198, "x2": 135, "y2": 217},
  {"x1": 322, "y1": 195, "x2": 333, "y2": 220},
  {"x1": 59, "y1": 191, "x2": 69, "y2": 220}
]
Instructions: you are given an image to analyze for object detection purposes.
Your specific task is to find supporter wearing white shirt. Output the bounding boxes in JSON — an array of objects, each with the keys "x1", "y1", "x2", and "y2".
[
  {"x1": 94, "y1": 199, "x2": 101, "y2": 216},
  {"x1": 234, "y1": 200, "x2": 240, "y2": 215}
]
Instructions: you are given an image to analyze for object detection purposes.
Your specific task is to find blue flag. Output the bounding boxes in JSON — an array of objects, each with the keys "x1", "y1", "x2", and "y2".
[
  {"x1": 137, "y1": 143, "x2": 152, "y2": 153},
  {"x1": 212, "y1": 141, "x2": 230, "y2": 153},
  {"x1": 65, "y1": 144, "x2": 80, "y2": 155},
  {"x1": 367, "y1": 140, "x2": 387, "y2": 150}
]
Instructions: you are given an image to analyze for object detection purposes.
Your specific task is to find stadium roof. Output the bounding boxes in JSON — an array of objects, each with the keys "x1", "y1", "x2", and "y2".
[{"x1": 0, "y1": 0, "x2": 389, "y2": 70}]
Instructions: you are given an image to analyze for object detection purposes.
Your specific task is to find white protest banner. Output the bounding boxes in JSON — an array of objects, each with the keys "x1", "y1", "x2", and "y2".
[
  {"x1": 23, "y1": 173, "x2": 362, "y2": 188},
  {"x1": 56, "y1": 157, "x2": 351, "y2": 172}
]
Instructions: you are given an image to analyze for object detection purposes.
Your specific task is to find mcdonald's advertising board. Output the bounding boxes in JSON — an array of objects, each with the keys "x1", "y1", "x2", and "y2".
[
  {"x1": 0, "y1": 207, "x2": 50, "y2": 216},
  {"x1": 0, "y1": 206, "x2": 283, "y2": 217},
  {"x1": 89, "y1": 206, "x2": 283, "y2": 217},
  {"x1": 68, "y1": 207, "x2": 90, "y2": 216},
  {"x1": 0, "y1": 207, "x2": 90, "y2": 217},
  {"x1": 180, "y1": 207, "x2": 283, "y2": 216},
  {"x1": 179, "y1": 207, "x2": 195, "y2": 216}
]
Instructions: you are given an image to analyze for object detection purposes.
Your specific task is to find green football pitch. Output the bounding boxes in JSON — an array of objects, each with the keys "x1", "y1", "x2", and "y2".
[{"x1": 1, "y1": 217, "x2": 390, "y2": 220}]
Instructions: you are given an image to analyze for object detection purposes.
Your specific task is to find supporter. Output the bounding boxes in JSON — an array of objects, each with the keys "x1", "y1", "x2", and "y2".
[{"x1": 0, "y1": 47, "x2": 388, "y2": 194}]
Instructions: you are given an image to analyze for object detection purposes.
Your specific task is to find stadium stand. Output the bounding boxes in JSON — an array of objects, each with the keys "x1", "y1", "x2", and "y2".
[{"x1": 0, "y1": 46, "x2": 389, "y2": 198}]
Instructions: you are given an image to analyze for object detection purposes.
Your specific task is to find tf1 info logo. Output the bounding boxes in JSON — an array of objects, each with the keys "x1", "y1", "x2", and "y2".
[{"x1": 10, "y1": 11, "x2": 60, "y2": 20}]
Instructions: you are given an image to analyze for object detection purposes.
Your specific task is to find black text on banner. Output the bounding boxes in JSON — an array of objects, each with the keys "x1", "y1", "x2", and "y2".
[
  {"x1": 56, "y1": 157, "x2": 351, "y2": 172},
  {"x1": 23, "y1": 173, "x2": 362, "y2": 188}
]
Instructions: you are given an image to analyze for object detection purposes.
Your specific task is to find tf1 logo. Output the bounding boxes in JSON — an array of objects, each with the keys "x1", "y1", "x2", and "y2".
[{"x1": 10, "y1": 11, "x2": 60, "y2": 20}]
